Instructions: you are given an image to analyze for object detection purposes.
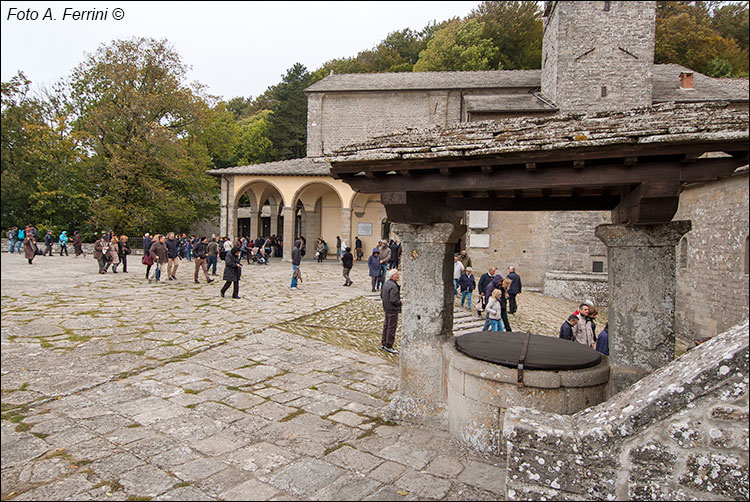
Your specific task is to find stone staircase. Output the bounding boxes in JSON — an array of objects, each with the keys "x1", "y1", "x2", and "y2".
[{"x1": 453, "y1": 306, "x2": 486, "y2": 335}]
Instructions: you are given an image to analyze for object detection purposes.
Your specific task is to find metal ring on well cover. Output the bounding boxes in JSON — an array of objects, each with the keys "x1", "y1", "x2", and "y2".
[{"x1": 455, "y1": 331, "x2": 601, "y2": 371}]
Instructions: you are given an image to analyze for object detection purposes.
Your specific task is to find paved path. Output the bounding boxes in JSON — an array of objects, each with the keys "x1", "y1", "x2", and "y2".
[
  {"x1": 2, "y1": 252, "x2": 617, "y2": 501},
  {"x1": 2, "y1": 253, "x2": 519, "y2": 501}
]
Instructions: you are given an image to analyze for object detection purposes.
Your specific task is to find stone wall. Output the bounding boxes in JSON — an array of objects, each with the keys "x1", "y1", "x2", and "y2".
[
  {"x1": 503, "y1": 320, "x2": 749, "y2": 501},
  {"x1": 542, "y1": 1, "x2": 655, "y2": 112},
  {"x1": 543, "y1": 271, "x2": 608, "y2": 306},
  {"x1": 674, "y1": 170, "x2": 750, "y2": 343}
]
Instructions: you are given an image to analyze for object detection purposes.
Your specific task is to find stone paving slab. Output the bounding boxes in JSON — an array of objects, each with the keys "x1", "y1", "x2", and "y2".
[{"x1": 1, "y1": 252, "x2": 539, "y2": 500}]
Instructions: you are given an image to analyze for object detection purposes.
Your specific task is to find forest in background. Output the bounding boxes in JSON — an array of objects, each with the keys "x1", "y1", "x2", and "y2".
[{"x1": 2, "y1": 1, "x2": 748, "y2": 239}]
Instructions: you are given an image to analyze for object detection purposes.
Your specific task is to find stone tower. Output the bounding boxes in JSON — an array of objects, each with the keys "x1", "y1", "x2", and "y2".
[{"x1": 541, "y1": 1, "x2": 656, "y2": 112}]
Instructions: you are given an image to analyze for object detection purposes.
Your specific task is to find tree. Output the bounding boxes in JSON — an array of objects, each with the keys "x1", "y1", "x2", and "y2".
[
  {"x1": 266, "y1": 63, "x2": 312, "y2": 160},
  {"x1": 236, "y1": 109, "x2": 276, "y2": 165},
  {"x1": 414, "y1": 19, "x2": 499, "y2": 71},
  {"x1": 469, "y1": 1, "x2": 543, "y2": 70},
  {"x1": 67, "y1": 37, "x2": 218, "y2": 234}
]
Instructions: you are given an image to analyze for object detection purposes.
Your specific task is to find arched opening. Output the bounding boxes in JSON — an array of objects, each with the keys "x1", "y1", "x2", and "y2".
[
  {"x1": 292, "y1": 182, "x2": 344, "y2": 258},
  {"x1": 679, "y1": 237, "x2": 688, "y2": 270},
  {"x1": 233, "y1": 181, "x2": 284, "y2": 241},
  {"x1": 381, "y1": 218, "x2": 391, "y2": 240}
]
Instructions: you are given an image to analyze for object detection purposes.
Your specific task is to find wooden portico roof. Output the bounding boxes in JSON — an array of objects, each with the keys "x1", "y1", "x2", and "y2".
[{"x1": 328, "y1": 102, "x2": 749, "y2": 225}]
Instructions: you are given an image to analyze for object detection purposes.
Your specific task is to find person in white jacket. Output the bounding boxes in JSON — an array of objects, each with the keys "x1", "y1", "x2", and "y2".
[
  {"x1": 485, "y1": 289, "x2": 505, "y2": 332},
  {"x1": 453, "y1": 255, "x2": 464, "y2": 297}
]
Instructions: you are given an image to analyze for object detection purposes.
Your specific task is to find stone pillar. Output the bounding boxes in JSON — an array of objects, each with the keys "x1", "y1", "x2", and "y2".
[
  {"x1": 282, "y1": 207, "x2": 295, "y2": 262},
  {"x1": 271, "y1": 206, "x2": 279, "y2": 236},
  {"x1": 250, "y1": 210, "x2": 259, "y2": 239},
  {"x1": 385, "y1": 222, "x2": 466, "y2": 429},
  {"x1": 219, "y1": 176, "x2": 231, "y2": 238},
  {"x1": 341, "y1": 208, "x2": 352, "y2": 249},
  {"x1": 595, "y1": 221, "x2": 691, "y2": 395}
]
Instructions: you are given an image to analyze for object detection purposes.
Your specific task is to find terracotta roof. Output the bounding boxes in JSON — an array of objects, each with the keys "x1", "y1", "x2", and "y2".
[
  {"x1": 207, "y1": 157, "x2": 330, "y2": 176},
  {"x1": 327, "y1": 102, "x2": 749, "y2": 164}
]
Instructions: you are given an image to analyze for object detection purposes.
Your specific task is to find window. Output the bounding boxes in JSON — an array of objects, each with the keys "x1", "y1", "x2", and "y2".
[
  {"x1": 679, "y1": 238, "x2": 688, "y2": 270},
  {"x1": 601, "y1": 86, "x2": 607, "y2": 97},
  {"x1": 604, "y1": 1, "x2": 611, "y2": 11},
  {"x1": 593, "y1": 261, "x2": 604, "y2": 273}
]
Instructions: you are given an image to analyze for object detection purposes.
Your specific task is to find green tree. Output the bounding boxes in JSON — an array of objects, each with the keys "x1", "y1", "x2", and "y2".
[
  {"x1": 414, "y1": 19, "x2": 499, "y2": 71},
  {"x1": 201, "y1": 102, "x2": 241, "y2": 168},
  {"x1": 266, "y1": 63, "x2": 312, "y2": 160},
  {"x1": 67, "y1": 37, "x2": 218, "y2": 234},
  {"x1": 236, "y1": 109, "x2": 276, "y2": 165},
  {"x1": 469, "y1": 1, "x2": 543, "y2": 69}
]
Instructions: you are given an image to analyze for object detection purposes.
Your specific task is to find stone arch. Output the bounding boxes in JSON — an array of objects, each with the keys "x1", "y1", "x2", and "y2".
[
  {"x1": 679, "y1": 236, "x2": 688, "y2": 270},
  {"x1": 291, "y1": 181, "x2": 344, "y2": 256},
  {"x1": 233, "y1": 180, "x2": 286, "y2": 239}
]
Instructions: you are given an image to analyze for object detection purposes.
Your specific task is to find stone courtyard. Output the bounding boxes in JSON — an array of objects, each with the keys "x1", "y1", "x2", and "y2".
[{"x1": 2, "y1": 251, "x2": 604, "y2": 501}]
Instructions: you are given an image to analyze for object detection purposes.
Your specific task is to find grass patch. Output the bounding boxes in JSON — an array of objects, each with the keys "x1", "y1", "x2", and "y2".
[
  {"x1": 223, "y1": 372, "x2": 246, "y2": 380},
  {"x1": 279, "y1": 408, "x2": 305, "y2": 423},
  {"x1": 32, "y1": 432, "x2": 49, "y2": 439},
  {"x1": 15, "y1": 422, "x2": 32, "y2": 432},
  {"x1": 68, "y1": 334, "x2": 92, "y2": 343},
  {"x1": 226, "y1": 385, "x2": 240, "y2": 391},
  {"x1": 19, "y1": 382, "x2": 28, "y2": 391},
  {"x1": 41, "y1": 341, "x2": 54, "y2": 348},
  {"x1": 126, "y1": 423, "x2": 141, "y2": 428},
  {"x1": 185, "y1": 403, "x2": 198, "y2": 409},
  {"x1": 173, "y1": 482, "x2": 191, "y2": 489},
  {"x1": 183, "y1": 388, "x2": 200, "y2": 395},
  {"x1": 126, "y1": 497, "x2": 153, "y2": 501},
  {"x1": 323, "y1": 442, "x2": 349, "y2": 456}
]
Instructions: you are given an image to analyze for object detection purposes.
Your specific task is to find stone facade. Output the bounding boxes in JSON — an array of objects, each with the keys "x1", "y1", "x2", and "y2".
[
  {"x1": 674, "y1": 169, "x2": 750, "y2": 343},
  {"x1": 542, "y1": 1, "x2": 655, "y2": 112},
  {"x1": 503, "y1": 320, "x2": 749, "y2": 501}
]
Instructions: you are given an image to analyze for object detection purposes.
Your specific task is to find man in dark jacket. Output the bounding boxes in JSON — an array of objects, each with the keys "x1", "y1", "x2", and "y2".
[
  {"x1": 506, "y1": 266, "x2": 522, "y2": 314},
  {"x1": 220, "y1": 246, "x2": 242, "y2": 298},
  {"x1": 477, "y1": 267, "x2": 497, "y2": 318},
  {"x1": 165, "y1": 232, "x2": 180, "y2": 280},
  {"x1": 290, "y1": 239, "x2": 302, "y2": 290},
  {"x1": 559, "y1": 315, "x2": 579, "y2": 341},
  {"x1": 342, "y1": 246, "x2": 354, "y2": 287},
  {"x1": 192, "y1": 236, "x2": 214, "y2": 284},
  {"x1": 43, "y1": 230, "x2": 54, "y2": 256},
  {"x1": 380, "y1": 269, "x2": 403, "y2": 354},
  {"x1": 355, "y1": 236, "x2": 363, "y2": 261}
]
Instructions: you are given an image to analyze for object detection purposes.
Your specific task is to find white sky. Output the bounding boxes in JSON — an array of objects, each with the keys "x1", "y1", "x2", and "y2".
[{"x1": 1, "y1": 1, "x2": 481, "y2": 101}]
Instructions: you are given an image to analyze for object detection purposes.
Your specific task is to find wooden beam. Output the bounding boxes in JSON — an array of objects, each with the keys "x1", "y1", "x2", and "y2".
[
  {"x1": 573, "y1": 160, "x2": 585, "y2": 169},
  {"x1": 330, "y1": 140, "x2": 748, "y2": 176},
  {"x1": 624, "y1": 156, "x2": 638, "y2": 167},
  {"x1": 681, "y1": 153, "x2": 700, "y2": 163},
  {"x1": 339, "y1": 157, "x2": 742, "y2": 194},
  {"x1": 611, "y1": 181, "x2": 681, "y2": 225},
  {"x1": 439, "y1": 167, "x2": 452, "y2": 176},
  {"x1": 526, "y1": 162, "x2": 537, "y2": 171},
  {"x1": 446, "y1": 195, "x2": 620, "y2": 211},
  {"x1": 380, "y1": 192, "x2": 461, "y2": 224}
]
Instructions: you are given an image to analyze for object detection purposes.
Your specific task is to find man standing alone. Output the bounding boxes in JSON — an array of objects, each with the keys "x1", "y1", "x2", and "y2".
[
  {"x1": 380, "y1": 269, "x2": 402, "y2": 354},
  {"x1": 506, "y1": 266, "x2": 522, "y2": 314},
  {"x1": 342, "y1": 246, "x2": 353, "y2": 287},
  {"x1": 165, "y1": 232, "x2": 180, "y2": 280}
]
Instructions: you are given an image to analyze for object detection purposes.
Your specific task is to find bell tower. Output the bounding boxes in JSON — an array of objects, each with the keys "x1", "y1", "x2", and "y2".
[{"x1": 541, "y1": 1, "x2": 656, "y2": 112}]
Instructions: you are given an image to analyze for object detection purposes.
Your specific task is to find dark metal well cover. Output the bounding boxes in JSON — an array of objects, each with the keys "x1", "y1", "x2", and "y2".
[{"x1": 455, "y1": 332, "x2": 601, "y2": 371}]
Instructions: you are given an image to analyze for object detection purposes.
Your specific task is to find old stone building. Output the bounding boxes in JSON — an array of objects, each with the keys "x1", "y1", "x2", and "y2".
[{"x1": 210, "y1": 0, "x2": 748, "y2": 342}]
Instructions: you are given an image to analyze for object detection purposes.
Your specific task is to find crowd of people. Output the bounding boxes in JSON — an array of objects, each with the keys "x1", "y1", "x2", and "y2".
[
  {"x1": 7, "y1": 225, "x2": 92, "y2": 264},
  {"x1": 559, "y1": 301, "x2": 609, "y2": 356}
]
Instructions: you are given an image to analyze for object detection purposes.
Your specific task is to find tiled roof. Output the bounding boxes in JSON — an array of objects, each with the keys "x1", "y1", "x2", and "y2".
[
  {"x1": 207, "y1": 157, "x2": 330, "y2": 176},
  {"x1": 327, "y1": 102, "x2": 749, "y2": 163},
  {"x1": 653, "y1": 64, "x2": 749, "y2": 103},
  {"x1": 304, "y1": 70, "x2": 541, "y2": 92},
  {"x1": 464, "y1": 94, "x2": 557, "y2": 113},
  {"x1": 304, "y1": 65, "x2": 748, "y2": 104}
]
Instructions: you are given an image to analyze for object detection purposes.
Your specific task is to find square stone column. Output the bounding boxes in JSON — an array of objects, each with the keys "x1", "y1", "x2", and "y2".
[
  {"x1": 385, "y1": 222, "x2": 466, "y2": 429},
  {"x1": 282, "y1": 207, "x2": 295, "y2": 262},
  {"x1": 340, "y1": 208, "x2": 352, "y2": 249},
  {"x1": 595, "y1": 221, "x2": 691, "y2": 395},
  {"x1": 219, "y1": 175, "x2": 235, "y2": 238}
]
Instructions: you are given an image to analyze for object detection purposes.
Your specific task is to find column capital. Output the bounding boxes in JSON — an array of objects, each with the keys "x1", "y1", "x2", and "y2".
[
  {"x1": 595, "y1": 221, "x2": 691, "y2": 248},
  {"x1": 394, "y1": 222, "x2": 466, "y2": 245}
]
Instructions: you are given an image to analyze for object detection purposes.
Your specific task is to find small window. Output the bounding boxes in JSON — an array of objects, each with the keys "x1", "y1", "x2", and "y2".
[
  {"x1": 601, "y1": 86, "x2": 607, "y2": 97},
  {"x1": 604, "y1": 1, "x2": 611, "y2": 11},
  {"x1": 679, "y1": 238, "x2": 688, "y2": 270},
  {"x1": 593, "y1": 261, "x2": 604, "y2": 273}
]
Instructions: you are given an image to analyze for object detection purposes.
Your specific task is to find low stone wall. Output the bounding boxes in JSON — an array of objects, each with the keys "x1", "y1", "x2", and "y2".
[
  {"x1": 444, "y1": 339, "x2": 610, "y2": 456},
  {"x1": 503, "y1": 320, "x2": 749, "y2": 501},
  {"x1": 2, "y1": 240, "x2": 142, "y2": 256},
  {"x1": 543, "y1": 271, "x2": 609, "y2": 306}
]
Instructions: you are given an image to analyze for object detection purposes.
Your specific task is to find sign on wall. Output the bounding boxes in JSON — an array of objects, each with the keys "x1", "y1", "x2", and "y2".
[
  {"x1": 469, "y1": 233, "x2": 490, "y2": 248},
  {"x1": 468, "y1": 211, "x2": 489, "y2": 229},
  {"x1": 357, "y1": 222, "x2": 373, "y2": 236}
]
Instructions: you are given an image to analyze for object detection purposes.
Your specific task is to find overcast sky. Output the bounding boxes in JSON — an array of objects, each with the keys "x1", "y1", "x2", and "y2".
[{"x1": 1, "y1": 1, "x2": 482, "y2": 100}]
